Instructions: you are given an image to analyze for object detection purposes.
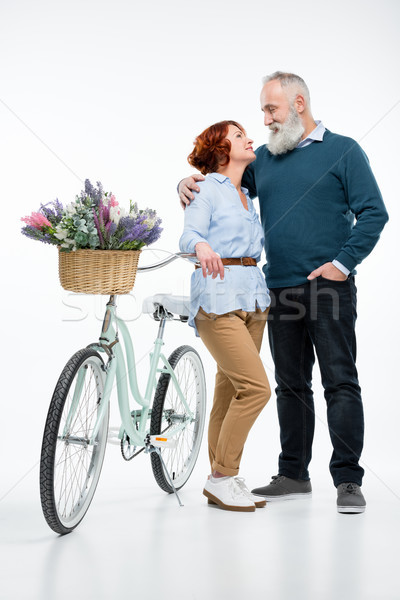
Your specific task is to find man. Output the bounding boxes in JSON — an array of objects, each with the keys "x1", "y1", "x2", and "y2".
[{"x1": 178, "y1": 72, "x2": 388, "y2": 513}]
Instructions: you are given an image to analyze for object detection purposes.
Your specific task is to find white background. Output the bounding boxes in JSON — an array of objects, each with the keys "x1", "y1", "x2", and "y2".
[{"x1": 1, "y1": 0, "x2": 399, "y2": 598}]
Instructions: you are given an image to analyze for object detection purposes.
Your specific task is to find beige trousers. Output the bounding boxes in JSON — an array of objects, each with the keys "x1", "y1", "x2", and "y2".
[{"x1": 195, "y1": 307, "x2": 271, "y2": 476}]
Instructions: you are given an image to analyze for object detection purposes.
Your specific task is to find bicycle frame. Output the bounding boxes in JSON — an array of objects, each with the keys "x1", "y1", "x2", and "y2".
[
  {"x1": 40, "y1": 251, "x2": 206, "y2": 531},
  {"x1": 66, "y1": 294, "x2": 196, "y2": 449}
]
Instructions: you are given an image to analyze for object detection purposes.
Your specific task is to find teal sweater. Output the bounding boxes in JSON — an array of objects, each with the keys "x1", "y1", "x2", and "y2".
[{"x1": 242, "y1": 130, "x2": 389, "y2": 288}]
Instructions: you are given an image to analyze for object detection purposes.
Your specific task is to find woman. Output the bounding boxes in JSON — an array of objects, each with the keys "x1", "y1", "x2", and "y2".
[{"x1": 179, "y1": 120, "x2": 271, "y2": 512}]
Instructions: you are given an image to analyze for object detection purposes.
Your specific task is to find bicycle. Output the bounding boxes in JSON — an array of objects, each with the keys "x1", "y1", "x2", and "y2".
[{"x1": 39, "y1": 251, "x2": 207, "y2": 535}]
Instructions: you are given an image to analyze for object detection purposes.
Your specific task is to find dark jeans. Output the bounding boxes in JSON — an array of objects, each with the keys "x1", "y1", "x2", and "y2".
[{"x1": 268, "y1": 276, "x2": 364, "y2": 487}]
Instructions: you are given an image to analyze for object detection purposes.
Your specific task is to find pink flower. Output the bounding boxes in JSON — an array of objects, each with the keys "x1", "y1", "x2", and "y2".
[
  {"x1": 21, "y1": 212, "x2": 53, "y2": 229},
  {"x1": 109, "y1": 194, "x2": 118, "y2": 207}
]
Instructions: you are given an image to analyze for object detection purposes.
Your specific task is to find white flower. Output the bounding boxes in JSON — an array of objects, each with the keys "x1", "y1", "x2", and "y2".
[
  {"x1": 61, "y1": 237, "x2": 75, "y2": 250},
  {"x1": 142, "y1": 216, "x2": 156, "y2": 229},
  {"x1": 110, "y1": 205, "x2": 127, "y2": 225},
  {"x1": 54, "y1": 225, "x2": 69, "y2": 240},
  {"x1": 129, "y1": 201, "x2": 139, "y2": 216},
  {"x1": 65, "y1": 202, "x2": 77, "y2": 215}
]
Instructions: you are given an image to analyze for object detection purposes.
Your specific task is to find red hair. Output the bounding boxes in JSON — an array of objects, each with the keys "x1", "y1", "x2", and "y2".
[{"x1": 188, "y1": 120, "x2": 244, "y2": 175}]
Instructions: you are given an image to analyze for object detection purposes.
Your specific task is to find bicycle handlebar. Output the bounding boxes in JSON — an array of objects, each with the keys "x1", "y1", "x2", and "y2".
[{"x1": 136, "y1": 251, "x2": 197, "y2": 273}]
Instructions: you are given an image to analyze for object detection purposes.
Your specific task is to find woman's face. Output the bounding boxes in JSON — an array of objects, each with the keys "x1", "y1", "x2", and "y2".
[{"x1": 225, "y1": 125, "x2": 256, "y2": 166}]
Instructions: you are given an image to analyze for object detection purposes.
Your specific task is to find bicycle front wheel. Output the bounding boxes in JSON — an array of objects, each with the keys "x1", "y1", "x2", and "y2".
[
  {"x1": 40, "y1": 348, "x2": 109, "y2": 534},
  {"x1": 150, "y1": 345, "x2": 206, "y2": 492}
]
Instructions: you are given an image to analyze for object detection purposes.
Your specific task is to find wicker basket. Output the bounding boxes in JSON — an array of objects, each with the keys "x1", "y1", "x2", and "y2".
[{"x1": 58, "y1": 248, "x2": 141, "y2": 294}]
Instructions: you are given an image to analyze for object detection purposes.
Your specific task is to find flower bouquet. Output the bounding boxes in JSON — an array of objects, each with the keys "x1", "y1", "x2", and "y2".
[{"x1": 21, "y1": 180, "x2": 163, "y2": 294}]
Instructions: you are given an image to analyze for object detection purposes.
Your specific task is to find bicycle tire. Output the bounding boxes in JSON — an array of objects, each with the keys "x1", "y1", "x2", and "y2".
[
  {"x1": 40, "y1": 348, "x2": 109, "y2": 534},
  {"x1": 150, "y1": 345, "x2": 206, "y2": 492}
]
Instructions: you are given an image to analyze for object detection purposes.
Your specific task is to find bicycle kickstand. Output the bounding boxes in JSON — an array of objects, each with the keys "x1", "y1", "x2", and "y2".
[{"x1": 152, "y1": 446, "x2": 184, "y2": 507}]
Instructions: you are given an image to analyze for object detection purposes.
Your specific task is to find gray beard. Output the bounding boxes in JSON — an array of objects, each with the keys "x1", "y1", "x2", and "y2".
[{"x1": 267, "y1": 106, "x2": 305, "y2": 155}]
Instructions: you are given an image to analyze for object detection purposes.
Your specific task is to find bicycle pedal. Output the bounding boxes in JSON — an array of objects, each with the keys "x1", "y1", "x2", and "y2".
[{"x1": 149, "y1": 435, "x2": 177, "y2": 449}]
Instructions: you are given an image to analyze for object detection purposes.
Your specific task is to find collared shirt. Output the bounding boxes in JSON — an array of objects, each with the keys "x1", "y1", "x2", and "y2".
[
  {"x1": 296, "y1": 120, "x2": 325, "y2": 148},
  {"x1": 296, "y1": 121, "x2": 349, "y2": 277},
  {"x1": 179, "y1": 173, "x2": 270, "y2": 333}
]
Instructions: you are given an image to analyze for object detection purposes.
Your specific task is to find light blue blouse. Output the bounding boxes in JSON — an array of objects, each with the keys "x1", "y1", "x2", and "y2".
[{"x1": 179, "y1": 172, "x2": 271, "y2": 334}]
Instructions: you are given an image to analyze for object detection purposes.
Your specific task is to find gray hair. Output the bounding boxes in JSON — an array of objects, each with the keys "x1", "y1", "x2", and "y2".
[{"x1": 262, "y1": 71, "x2": 311, "y2": 107}]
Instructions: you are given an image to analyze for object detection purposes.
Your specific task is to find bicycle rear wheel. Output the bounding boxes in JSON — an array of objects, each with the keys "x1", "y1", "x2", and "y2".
[
  {"x1": 150, "y1": 345, "x2": 206, "y2": 492},
  {"x1": 40, "y1": 348, "x2": 109, "y2": 534}
]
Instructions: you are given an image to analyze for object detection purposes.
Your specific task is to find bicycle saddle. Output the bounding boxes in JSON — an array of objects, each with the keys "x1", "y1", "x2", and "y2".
[{"x1": 142, "y1": 294, "x2": 190, "y2": 320}]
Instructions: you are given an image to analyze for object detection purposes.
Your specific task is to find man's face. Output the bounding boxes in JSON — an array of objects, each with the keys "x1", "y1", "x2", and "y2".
[
  {"x1": 260, "y1": 80, "x2": 305, "y2": 155},
  {"x1": 260, "y1": 80, "x2": 291, "y2": 129}
]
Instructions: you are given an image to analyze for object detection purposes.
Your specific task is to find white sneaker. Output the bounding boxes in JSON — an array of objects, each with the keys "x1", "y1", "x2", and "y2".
[
  {"x1": 203, "y1": 476, "x2": 256, "y2": 512},
  {"x1": 234, "y1": 477, "x2": 267, "y2": 508}
]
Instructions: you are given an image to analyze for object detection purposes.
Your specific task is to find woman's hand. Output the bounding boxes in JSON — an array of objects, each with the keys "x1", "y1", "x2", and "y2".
[{"x1": 195, "y1": 242, "x2": 225, "y2": 280}]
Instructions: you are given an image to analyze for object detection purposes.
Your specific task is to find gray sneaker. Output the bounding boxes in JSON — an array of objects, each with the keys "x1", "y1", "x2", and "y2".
[
  {"x1": 251, "y1": 475, "x2": 312, "y2": 501},
  {"x1": 337, "y1": 483, "x2": 366, "y2": 514}
]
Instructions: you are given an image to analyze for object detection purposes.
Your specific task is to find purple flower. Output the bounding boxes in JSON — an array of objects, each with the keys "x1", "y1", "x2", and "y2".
[
  {"x1": 84, "y1": 179, "x2": 103, "y2": 205},
  {"x1": 119, "y1": 220, "x2": 148, "y2": 244},
  {"x1": 101, "y1": 203, "x2": 110, "y2": 224},
  {"x1": 39, "y1": 200, "x2": 64, "y2": 226},
  {"x1": 105, "y1": 221, "x2": 117, "y2": 237},
  {"x1": 92, "y1": 208, "x2": 105, "y2": 248},
  {"x1": 21, "y1": 225, "x2": 58, "y2": 245},
  {"x1": 116, "y1": 213, "x2": 163, "y2": 249},
  {"x1": 21, "y1": 178, "x2": 162, "y2": 252},
  {"x1": 145, "y1": 223, "x2": 163, "y2": 245}
]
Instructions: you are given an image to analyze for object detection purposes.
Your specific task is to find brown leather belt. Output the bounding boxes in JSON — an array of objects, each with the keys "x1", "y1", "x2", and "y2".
[{"x1": 195, "y1": 257, "x2": 257, "y2": 269}]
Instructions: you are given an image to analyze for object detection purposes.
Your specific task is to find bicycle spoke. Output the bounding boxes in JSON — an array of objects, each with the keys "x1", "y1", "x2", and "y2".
[
  {"x1": 40, "y1": 349, "x2": 109, "y2": 533},
  {"x1": 151, "y1": 346, "x2": 206, "y2": 492}
]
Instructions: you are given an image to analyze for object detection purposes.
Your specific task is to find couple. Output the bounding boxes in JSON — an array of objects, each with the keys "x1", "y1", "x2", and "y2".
[{"x1": 179, "y1": 71, "x2": 388, "y2": 514}]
